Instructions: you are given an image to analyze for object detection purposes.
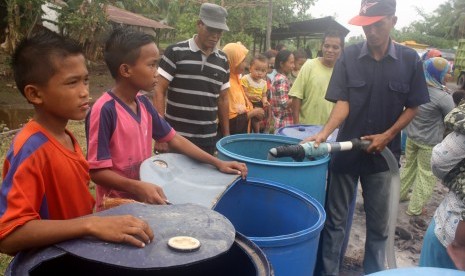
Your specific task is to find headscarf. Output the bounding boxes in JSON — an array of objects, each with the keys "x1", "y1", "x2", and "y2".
[
  {"x1": 222, "y1": 42, "x2": 252, "y2": 120},
  {"x1": 423, "y1": 57, "x2": 450, "y2": 90},
  {"x1": 421, "y1": 48, "x2": 442, "y2": 61}
]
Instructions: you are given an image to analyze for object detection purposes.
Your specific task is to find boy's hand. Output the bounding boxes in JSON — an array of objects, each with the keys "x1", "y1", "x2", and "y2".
[
  {"x1": 154, "y1": 142, "x2": 169, "y2": 154},
  {"x1": 217, "y1": 161, "x2": 248, "y2": 179},
  {"x1": 88, "y1": 215, "x2": 154, "y2": 248},
  {"x1": 134, "y1": 181, "x2": 168, "y2": 205}
]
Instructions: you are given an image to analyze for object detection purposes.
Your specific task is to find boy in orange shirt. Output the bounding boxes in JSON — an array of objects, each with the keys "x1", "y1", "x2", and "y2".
[{"x1": 0, "y1": 31, "x2": 153, "y2": 256}]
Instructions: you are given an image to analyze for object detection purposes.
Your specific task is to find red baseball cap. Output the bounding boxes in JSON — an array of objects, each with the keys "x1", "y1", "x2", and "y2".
[{"x1": 349, "y1": 0, "x2": 396, "y2": 26}]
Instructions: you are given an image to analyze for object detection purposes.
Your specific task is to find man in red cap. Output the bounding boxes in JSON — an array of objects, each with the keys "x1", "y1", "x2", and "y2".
[{"x1": 308, "y1": 0, "x2": 430, "y2": 274}]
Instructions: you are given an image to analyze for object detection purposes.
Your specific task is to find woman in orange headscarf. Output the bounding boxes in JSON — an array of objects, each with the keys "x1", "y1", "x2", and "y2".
[{"x1": 222, "y1": 42, "x2": 264, "y2": 134}]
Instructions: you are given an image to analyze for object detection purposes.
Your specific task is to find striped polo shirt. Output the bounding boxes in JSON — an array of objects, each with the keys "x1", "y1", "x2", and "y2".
[{"x1": 158, "y1": 36, "x2": 230, "y2": 147}]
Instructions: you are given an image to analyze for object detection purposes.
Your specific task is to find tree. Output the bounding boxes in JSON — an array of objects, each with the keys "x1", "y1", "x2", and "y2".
[
  {"x1": 431, "y1": 0, "x2": 465, "y2": 39},
  {"x1": 150, "y1": 0, "x2": 316, "y2": 51},
  {"x1": 53, "y1": 0, "x2": 109, "y2": 60},
  {"x1": 4, "y1": 0, "x2": 46, "y2": 54},
  {"x1": 346, "y1": 35, "x2": 365, "y2": 46},
  {"x1": 393, "y1": 0, "x2": 465, "y2": 44},
  {"x1": 388, "y1": 0, "x2": 463, "y2": 48}
]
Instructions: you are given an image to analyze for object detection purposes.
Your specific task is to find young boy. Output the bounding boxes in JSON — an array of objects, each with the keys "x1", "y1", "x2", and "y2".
[
  {"x1": 0, "y1": 31, "x2": 154, "y2": 256},
  {"x1": 241, "y1": 54, "x2": 269, "y2": 133},
  {"x1": 86, "y1": 28, "x2": 247, "y2": 210}
]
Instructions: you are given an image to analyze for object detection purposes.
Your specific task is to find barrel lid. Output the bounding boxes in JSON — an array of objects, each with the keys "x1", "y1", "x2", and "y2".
[
  {"x1": 7, "y1": 203, "x2": 236, "y2": 273},
  {"x1": 276, "y1": 124, "x2": 339, "y2": 142},
  {"x1": 140, "y1": 153, "x2": 239, "y2": 208}
]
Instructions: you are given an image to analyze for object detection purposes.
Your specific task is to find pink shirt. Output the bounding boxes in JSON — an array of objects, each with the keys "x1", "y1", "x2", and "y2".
[{"x1": 86, "y1": 92, "x2": 175, "y2": 209}]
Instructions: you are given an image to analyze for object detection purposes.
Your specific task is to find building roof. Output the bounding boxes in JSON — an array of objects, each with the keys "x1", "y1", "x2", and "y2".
[
  {"x1": 270, "y1": 16, "x2": 350, "y2": 40},
  {"x1": 105, "y1": 5, "x2": 173, "y2": 30}
]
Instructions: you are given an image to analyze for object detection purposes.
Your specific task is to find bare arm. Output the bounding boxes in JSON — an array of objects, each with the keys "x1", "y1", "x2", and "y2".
[
  {"x1": 218, "y1": 89, "x2": 230, "y2": 136},
  {"x1": 90, "y1": 169, "x2": 167, "y2": 205},
  {"x1": 291, "y1": 97, "x2": 302, "y2": 124},
  {"x1": 247, "y1": 108, "x2": 265, "y2": 120},
  {"x1": 153, "y1": 75, "x2": 170, "y2": 117},
  {"x1": 168, "y1": 134, "x2": 247, "y2": 179},
  {"x1": 362, "y1": 106, "x2": 418, "y2": 153},
  {"x1": 0, "y1": 215, "x2": 154, "y2": 255},
  {"x1": 448, "y1": 220, "x2": 465, "y2": 270}
]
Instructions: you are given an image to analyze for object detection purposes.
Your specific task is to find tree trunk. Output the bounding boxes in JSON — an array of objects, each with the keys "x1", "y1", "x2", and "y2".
[
  {"x1": 5, "y1": 0, "x2": 20, "y2": 54},
  {"x1": 266, "y1": 0, "x2": 272, "y2": 51}
]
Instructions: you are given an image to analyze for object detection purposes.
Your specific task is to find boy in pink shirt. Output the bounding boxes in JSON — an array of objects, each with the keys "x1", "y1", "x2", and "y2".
[{"x1": 86, "y1": 28, "x2": 247, "y2": 210}]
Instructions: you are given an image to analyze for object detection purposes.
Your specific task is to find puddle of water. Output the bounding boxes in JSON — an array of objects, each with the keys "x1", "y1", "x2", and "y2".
[{"x1": 0, "y1": 104, "x2": 34, "y2": 130}]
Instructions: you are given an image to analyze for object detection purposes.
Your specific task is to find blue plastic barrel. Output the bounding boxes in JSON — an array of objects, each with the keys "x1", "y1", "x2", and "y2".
[
  {"x1": 276, "y1": 124, "x2": 339, "y2": 142},
  {"x1": 216, "y1": 134, "x2": 329, "y2": 204},
  {"x1": 368, "y1": 267, "x2": 465, "y2": 275},
  {"x1": 214, "y1": 178, "x2": 325, "y2": 276}
]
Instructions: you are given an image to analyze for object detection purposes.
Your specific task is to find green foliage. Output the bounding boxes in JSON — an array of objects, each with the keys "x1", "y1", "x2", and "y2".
[
  {"x1": 222, "y1": 32, "x2": 253, "y2": 50},
  {"x1": 430, "y1": 0, "x2": 465, "y2": 39},
  {"x1": 391, "y1": 28, "x2": 456, "y2": 49},
  {"x1": 171, "y1": 4, "x2": 198, "y2": 41},
  {"x1": 48, "y1": 0, "x2": 110, "y2": 60},
  {"x1": 391, "y1": 0, "x2": 465, "y2": 48},
  {"x1": 4, "y1": 0, "x2": 46, "y2": 53},
  {"x1": 346, "y1": 35, "x2": 365, "y2": 46},
  {"x1": 157, "y1": 0, "x2": 316, "y2": 50},
  {"x1": 0, "y1": 253, "x2": 12, "y2": 275}
]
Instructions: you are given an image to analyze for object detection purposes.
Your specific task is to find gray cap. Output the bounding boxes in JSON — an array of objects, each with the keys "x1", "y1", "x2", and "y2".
[{"x1": 199, "y1": 3, "x2": 229, "y2": 31}]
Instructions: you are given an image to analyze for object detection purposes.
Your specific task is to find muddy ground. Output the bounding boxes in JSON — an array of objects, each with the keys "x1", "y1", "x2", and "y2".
[{"x1": 339, "y1": 158, "x2": 447, "y2": 275}]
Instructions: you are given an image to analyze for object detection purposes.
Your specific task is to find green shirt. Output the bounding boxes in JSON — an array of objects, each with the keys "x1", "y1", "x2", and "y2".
[{"x1": 288, "y1": 58, "x2": 334, "y2": 125}]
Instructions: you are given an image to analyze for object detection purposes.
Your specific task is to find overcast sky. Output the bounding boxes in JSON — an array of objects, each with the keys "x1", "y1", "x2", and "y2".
[{"x1": 310, "y1": 0, "x2": 447, "y2": 38}]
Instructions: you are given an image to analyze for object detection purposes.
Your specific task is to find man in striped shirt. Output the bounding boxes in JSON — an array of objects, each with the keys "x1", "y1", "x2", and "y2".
[{"x1": 154, "y1": 3, "x2": 230, "y2": 155}]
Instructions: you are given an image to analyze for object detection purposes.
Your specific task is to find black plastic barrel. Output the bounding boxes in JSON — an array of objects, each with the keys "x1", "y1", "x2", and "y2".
[
  {"x1": 6, "y1": 204, "x2": 272, "y2": 276},
  {"x1": 7, "y1": 233, "x2": 271, "y2": 276}
]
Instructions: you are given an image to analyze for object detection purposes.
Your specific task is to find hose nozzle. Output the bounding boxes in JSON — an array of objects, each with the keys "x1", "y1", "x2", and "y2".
[
  {"x1": 268, "y1": 144, "x2": 306, "y2": 162},
  {"x1": 268, "y1": 138, "x2": 371, "y2": 162}
]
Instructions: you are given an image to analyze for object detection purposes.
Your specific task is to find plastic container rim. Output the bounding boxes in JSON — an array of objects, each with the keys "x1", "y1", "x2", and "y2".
[
  {"x1": 224, "y1": 177, "x2": 326, "y2": 247},
  {"x1": 216, "y1": 134, "x2": 330, "y2": 167}
]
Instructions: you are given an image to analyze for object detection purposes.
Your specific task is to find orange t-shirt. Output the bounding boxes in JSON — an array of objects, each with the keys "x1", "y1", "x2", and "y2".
[{"x1": 0, "y1": 121, "x2": 95, "y2": 239}]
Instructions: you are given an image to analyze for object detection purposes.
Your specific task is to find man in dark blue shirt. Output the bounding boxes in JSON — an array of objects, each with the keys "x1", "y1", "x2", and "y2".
[{"x1": 309, "y1": 0, "x2": 429, "y2": 274}]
